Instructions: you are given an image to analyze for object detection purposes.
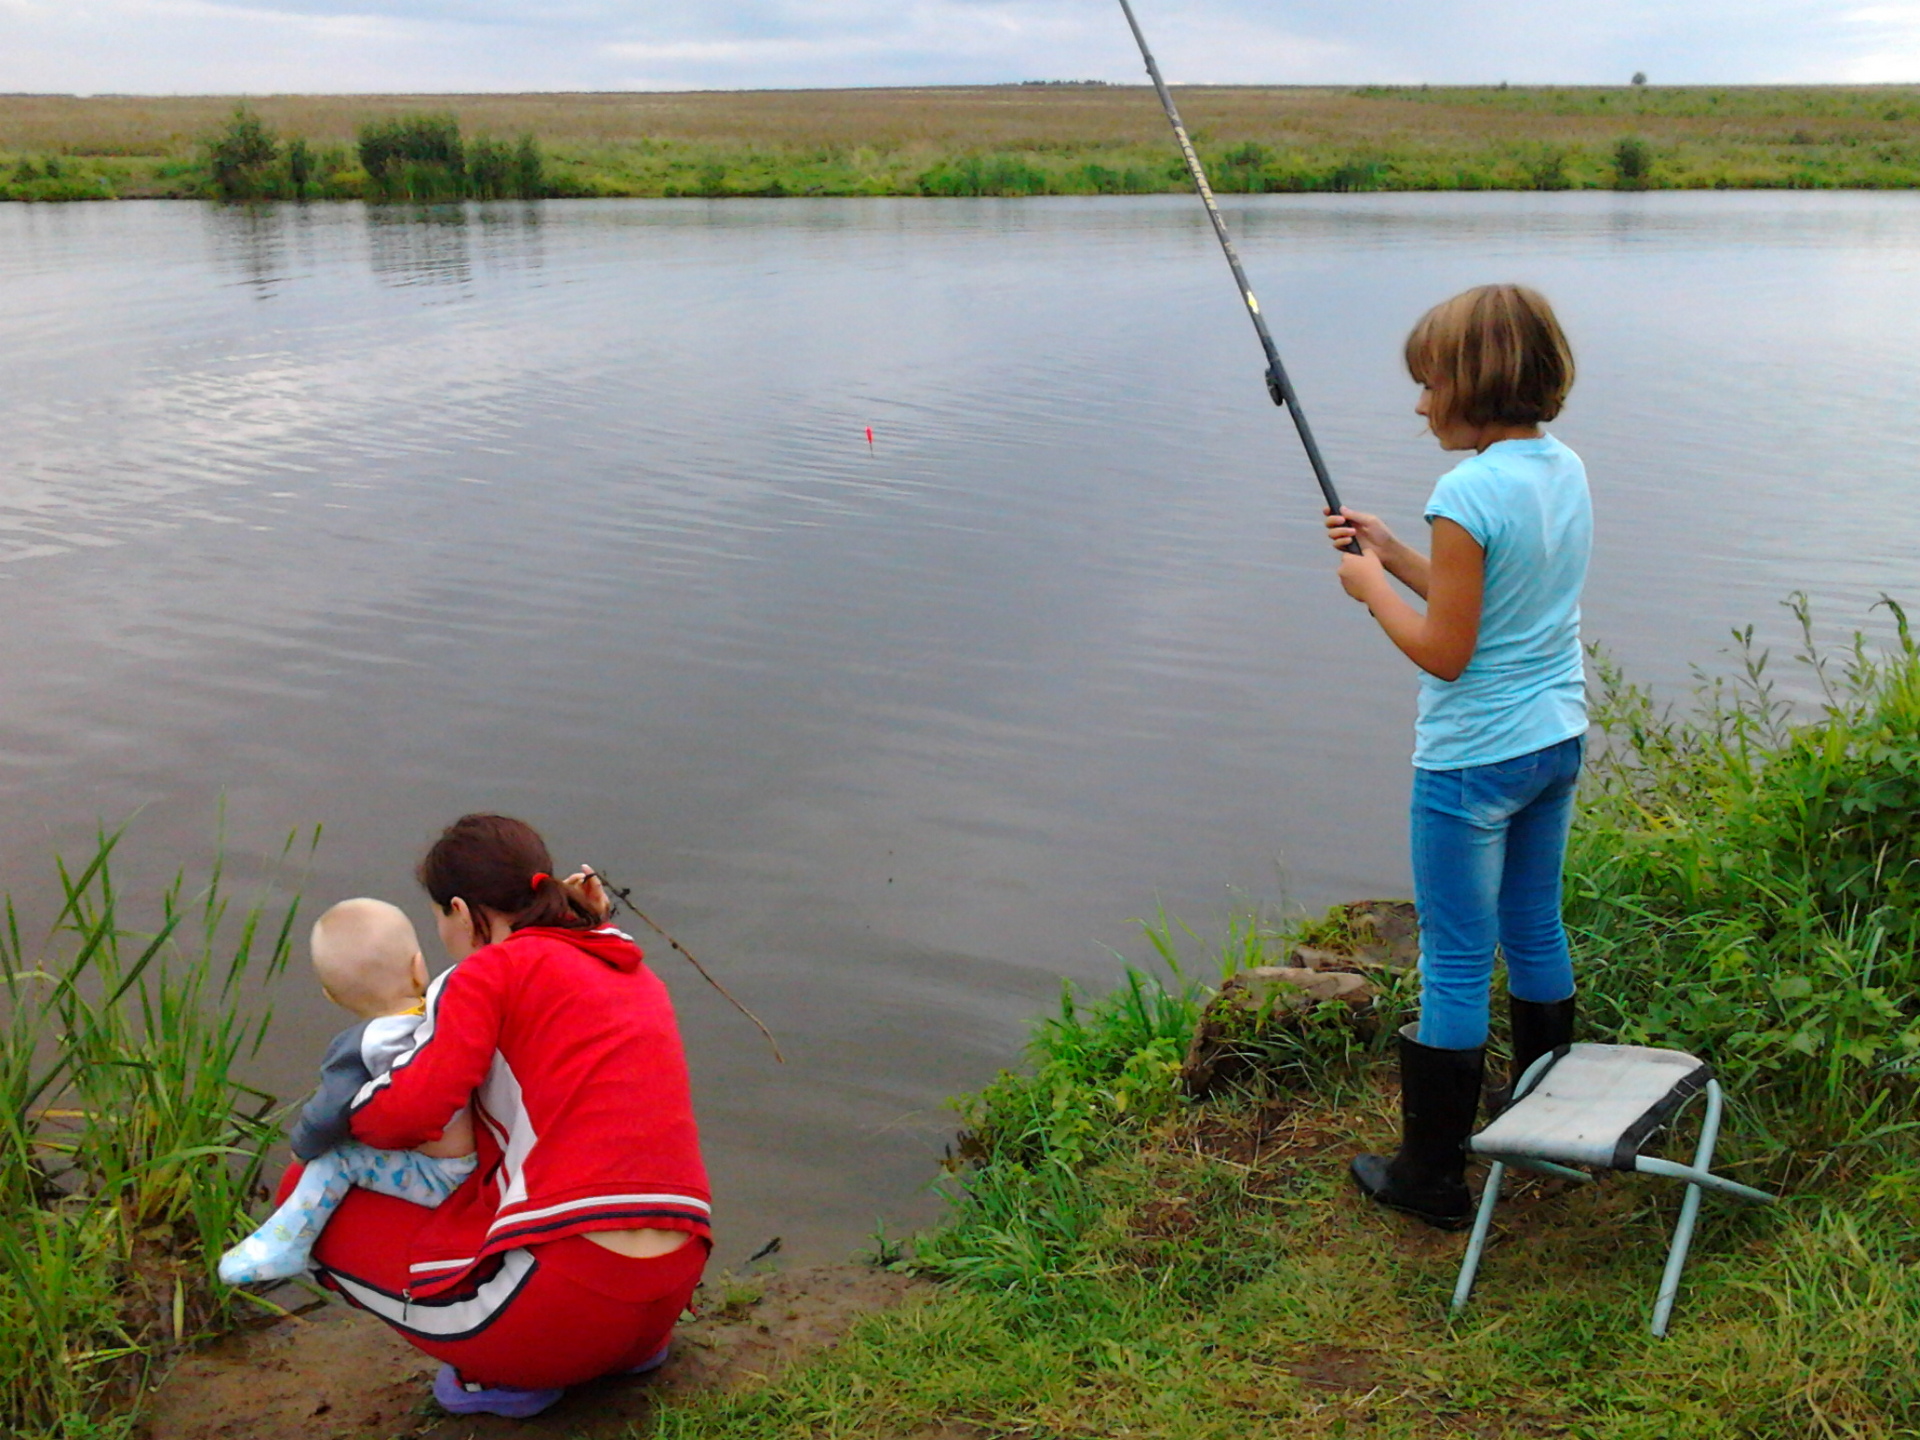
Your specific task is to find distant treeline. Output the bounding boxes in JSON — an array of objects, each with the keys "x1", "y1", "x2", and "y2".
[
  {"x1": 207, "y1": 107, "x2": 552, "y2": 201},
  {"x1": 2, "y1": 85, "x2": 1917, "y2": 201}
]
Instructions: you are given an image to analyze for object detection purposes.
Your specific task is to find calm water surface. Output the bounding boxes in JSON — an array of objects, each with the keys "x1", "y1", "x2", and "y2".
[{"x1": 2, "y1": 193, "x2": 1917, "y2": 1261}]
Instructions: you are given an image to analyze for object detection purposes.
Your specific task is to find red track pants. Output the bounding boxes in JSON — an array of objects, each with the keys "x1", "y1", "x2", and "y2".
[{"x1": 279, "y1": 1164, "x2": 708, "y2": 1390}]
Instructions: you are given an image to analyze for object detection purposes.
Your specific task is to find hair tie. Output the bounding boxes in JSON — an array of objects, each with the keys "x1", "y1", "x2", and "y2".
[{"x1": 530, "y1": 872, "x2": 551, "y2": 891}]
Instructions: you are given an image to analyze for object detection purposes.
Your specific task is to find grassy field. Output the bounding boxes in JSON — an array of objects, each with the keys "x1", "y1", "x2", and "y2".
[
  {"x1": 3, "y1": 83, "x2": 1920, "y2": 200},
  {"x1": 643, "y1": 597, "x2": 1920, "y2": 1440}
]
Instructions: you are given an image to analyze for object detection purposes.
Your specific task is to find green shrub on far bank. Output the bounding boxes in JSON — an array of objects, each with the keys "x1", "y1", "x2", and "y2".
[
  {"x1": 353, "y1": 114, "x2": 546, "y2": 201},
  {"x1": 207, "y1": 105, "x2": 277, "y2": 200},
  {"x1": 0, "y1": 827, "x2": 307, "y2": 1440},
  {"x1": 1614, "y1": 135, "x2": 1655, "y2": 188},
  {"x1": 285, "y1": 137, "x2": 314, "y2": 197},
  {"x1": 175, "y1": 108, "x2": 553, "y2": 202},
  {"x1": 918, "y1": 154, "x2": 1055, "y2": 197}
]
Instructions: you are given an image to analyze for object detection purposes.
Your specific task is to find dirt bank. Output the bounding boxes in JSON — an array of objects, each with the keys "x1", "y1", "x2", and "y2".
[{"x1": 145, "y1": 1263, "x2": 923, "y2": 1440}]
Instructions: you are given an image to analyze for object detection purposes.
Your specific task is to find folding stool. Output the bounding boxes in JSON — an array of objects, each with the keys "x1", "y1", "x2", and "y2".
[{"x1": 1450, "y1": 1043, "x2": 1774, "y2": 1337}]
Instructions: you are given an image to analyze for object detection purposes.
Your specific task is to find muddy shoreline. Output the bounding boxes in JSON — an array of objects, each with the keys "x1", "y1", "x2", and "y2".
[{"x1": 146, "y1": 1264, "x2": 923, "y2": 1440}]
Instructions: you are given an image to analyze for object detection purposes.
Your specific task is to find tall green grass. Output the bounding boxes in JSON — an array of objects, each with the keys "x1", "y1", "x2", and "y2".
[
  {"x1": 912, "y1": 909, "x2": 1411, "y2": 1298},
  {"x1": 0, "y1": 825, "x2": 307, "y2": 1440},
  {"x1": 1569, "y1": 595, "x2": 1920, "y2": 1170}
]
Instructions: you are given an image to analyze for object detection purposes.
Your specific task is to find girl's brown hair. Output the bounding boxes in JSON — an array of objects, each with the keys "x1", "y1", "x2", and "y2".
[
  {"x1": 1404, "y1": 284, "x2": 1574, "y2": 432},
  {"x1": 417, "y1": 813, "x2": 600, "y2": 944}
]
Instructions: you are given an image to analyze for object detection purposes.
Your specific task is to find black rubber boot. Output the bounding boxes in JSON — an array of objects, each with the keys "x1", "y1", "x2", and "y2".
[
  {"x1": 1485, "y1": 994, "x2": 1576, "y2": 1117},
  {"x1": 1350, "y1": 1025, "x2": 1485, "y2": 1231}
]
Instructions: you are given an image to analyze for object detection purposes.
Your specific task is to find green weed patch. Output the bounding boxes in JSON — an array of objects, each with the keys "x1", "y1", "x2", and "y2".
[{"x1": 0, "y1": 826, "x2": 308, "y2": 1440}]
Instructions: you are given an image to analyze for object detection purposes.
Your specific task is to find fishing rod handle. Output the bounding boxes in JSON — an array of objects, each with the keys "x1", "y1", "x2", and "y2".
[{"x1": 1265, "y1": 361, "x2": 1359, "y2": 555}]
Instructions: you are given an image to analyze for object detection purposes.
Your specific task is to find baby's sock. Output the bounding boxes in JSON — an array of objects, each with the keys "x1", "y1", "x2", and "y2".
[{"x1": 217, "y1": 1152, "x2": 351, "y2": 1286}]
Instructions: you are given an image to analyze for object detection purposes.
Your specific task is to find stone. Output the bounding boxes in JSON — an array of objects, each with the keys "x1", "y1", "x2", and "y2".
[
  {"x1": 1180, "y1": 965, "x2": 1378, "y2": 1096},
  {"x1": 1288, "y1": 900, "x2": 1420, "y2": 975}
]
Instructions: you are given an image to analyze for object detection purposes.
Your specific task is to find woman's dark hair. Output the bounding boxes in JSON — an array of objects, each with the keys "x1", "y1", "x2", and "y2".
[{"x1": 417, "y1": 813, "x2": 599, "y2": 944}]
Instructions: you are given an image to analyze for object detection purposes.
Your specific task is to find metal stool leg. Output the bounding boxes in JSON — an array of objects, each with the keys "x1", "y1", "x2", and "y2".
[
  {"x1": 1649, "y1": 1079, "x2": 1722, "y2": 1338},
  {"x1": 1453, "y1": 1049, "x2": 1565, "y2": 1317},
  {"x1": 1450, "y1": 1160, "x2": 1505, "y2": 1315}
]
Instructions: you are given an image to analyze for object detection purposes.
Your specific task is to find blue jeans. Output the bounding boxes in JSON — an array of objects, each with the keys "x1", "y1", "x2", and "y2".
[{"x1": 1411, "y1": 735, "x2": 1584, "y2": 1050}]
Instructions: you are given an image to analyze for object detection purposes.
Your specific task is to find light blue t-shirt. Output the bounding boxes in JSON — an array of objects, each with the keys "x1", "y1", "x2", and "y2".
[{"x1": 1414, "y1": 433, "x2": 1591, "y2": 771}]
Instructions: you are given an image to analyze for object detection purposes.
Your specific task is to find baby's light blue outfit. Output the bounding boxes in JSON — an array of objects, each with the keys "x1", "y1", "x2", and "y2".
[{"x1": 218, "y1": 1011, "x2": 475, "y2": 1286}]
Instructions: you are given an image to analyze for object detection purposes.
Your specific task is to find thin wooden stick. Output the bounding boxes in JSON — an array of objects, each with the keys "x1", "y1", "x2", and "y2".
[{"x1": 595, "y1": 873, "x2": 785, "y2": 1064}]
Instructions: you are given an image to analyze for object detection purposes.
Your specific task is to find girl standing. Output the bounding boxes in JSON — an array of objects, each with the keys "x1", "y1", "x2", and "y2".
[{"x1": 1326, "y1": 284, "x2": 1588, "y2": 1230}]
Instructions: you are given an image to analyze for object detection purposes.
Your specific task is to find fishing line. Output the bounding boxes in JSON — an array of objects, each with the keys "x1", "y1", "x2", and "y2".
[
  {"x1": 1114, "y1": 0, "x2": 1359, "y2": 551},
  {"x1": 590, "y1": 869, "x2": 786, "y2": 1064}
]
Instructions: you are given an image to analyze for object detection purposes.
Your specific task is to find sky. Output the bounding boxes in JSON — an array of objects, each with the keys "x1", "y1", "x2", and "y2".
[{"x1": 2, "y1": 0, "x2": 1917, "y2": 95}]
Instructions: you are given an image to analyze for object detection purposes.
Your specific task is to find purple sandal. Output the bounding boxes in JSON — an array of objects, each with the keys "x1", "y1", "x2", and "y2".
[
  {"x1": 625, "y1": 1341, "x2": 672, "y2": 1376},
  {"x1": 433, "y1": 1364, "x2": 564, "y2": 1418}
]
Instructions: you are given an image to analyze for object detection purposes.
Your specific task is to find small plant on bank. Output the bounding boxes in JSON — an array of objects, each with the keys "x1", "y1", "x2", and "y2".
[
  {"x1": 467, "y1": 135, "x2": 512, "y2": 198},
  {"x1": 352, "y1": 116, "x2": 545, "y2": 201},
  {"x1": 918, "y1": 155, "x2": 1053, "y2": 197},
  {"x1": 207, "y1": 106, "x2": 279, "y2": 201},
  {"x1": 1613, "y1": 135, "x2": 1654, "y2": 188},
  {"x1": 357, "y1": 112, "x2": 465, "y2": 201},
  {"x1": 1324, "y1": 155, "x2": 1386, "y2": 192},
  {"x1": 462, "y1": 134, "x2": 545, "y2": 200},
  {"x1": 285, "y1": 137, "x2": 314, "y2": 198},
  {"x1": 1524, "y1": 143, "x2": 1573, "y2": 190},
  {"x1": 513, "y1": 134, "x2": 545, "y2": 198},
  {"x1": 1216, "y1": 141, "x2": 1273, "y2": 193}
]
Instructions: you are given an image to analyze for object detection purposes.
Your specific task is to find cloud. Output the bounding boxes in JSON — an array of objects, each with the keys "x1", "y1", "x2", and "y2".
[
  {"x1": 0, "y1": 0, "x2": 1910, "y2": 94},
  {"x1": 1841, "y1": 2, "x2": 1920, "y2": 80}
]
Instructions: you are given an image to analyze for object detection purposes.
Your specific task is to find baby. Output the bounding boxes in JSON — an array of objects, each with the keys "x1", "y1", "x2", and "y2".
[{"x1": 218, "y1": 898, "x2": 477, "y2": 1286}]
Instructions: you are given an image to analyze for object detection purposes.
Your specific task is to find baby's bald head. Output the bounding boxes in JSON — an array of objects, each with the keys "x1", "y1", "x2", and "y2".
[{"x1": 310, "y1": 898, "x2": 426, "y2": 1019}]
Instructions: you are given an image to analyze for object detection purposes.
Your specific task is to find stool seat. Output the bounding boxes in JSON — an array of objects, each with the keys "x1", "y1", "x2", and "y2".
[{"x1": 1471, "y1": 1043, "x2": 1709, "y2": 1171}]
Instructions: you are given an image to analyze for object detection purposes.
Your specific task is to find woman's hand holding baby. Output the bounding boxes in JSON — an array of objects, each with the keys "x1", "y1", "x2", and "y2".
[{"x1": 418, "y1": 1107, "x2": 477, "y2": 1160}]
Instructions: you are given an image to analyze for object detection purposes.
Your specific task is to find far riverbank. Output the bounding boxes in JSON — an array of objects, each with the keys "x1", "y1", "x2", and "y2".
[{"x1": 3, "y1": 84, "x2": 1919, "y2": 200}]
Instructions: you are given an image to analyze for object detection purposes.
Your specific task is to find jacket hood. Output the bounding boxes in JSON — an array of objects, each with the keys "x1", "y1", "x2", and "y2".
[{"x1": 513, "y1": 924, "x2": 644, "y2": 973}]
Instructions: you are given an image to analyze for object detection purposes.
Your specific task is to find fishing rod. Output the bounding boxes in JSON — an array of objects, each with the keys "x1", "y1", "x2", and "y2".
[
  {"x1": 1114, "y1": 0, "x2": 1358, "y2": 552},
  {"x1": 585, "y1": 866, "x2": 786, "y2": 1063}
]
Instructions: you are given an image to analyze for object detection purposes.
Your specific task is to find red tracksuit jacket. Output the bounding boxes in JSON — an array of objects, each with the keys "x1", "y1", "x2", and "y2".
[{"x1": 349, "y1": 924, "x2": 711, "y2": 1300}]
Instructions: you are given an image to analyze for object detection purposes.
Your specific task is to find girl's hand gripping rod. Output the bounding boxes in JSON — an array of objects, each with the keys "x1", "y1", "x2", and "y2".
[{"x1": 1114, "y1": 0, "x2": 1359, "y2": 553}]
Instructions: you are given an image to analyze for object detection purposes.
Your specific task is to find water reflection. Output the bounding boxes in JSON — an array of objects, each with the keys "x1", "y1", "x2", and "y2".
[
  {"x1": 197, "y1": 201, "x2": 550, "y2": 296},
  {"x1": 205, "y1": 203, "x2": 295, "y2": 298},
  {"x1": 366, "y1": 203, "x2": 475, "y2": 288}
]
